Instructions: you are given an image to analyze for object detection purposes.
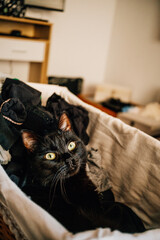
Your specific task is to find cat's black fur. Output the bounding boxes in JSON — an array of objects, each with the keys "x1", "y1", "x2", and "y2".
[{"x1": 21, "y1": 113, "x2": 145, "y2": 233}]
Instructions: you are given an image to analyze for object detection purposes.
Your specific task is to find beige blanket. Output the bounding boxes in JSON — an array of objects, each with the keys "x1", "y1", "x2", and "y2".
[{"x1": 0, "y1": 82, "x2": 160, "y2": 239}]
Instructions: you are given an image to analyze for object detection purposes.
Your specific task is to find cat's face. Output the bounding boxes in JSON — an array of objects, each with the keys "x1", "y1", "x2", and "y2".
[{"x1": 21, "y1": 113, "x2": 87, "y2": 186}]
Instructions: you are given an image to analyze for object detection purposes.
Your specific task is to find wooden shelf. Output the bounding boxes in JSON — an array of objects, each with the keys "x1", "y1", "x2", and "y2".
[
  {"x1": 0, "y1": 34, "x2": 49, "y2": 41},
  {"x1": 0, "y1": 15, "x2": 52, "y2": 26},
  {"x1": 0, "y1": 15, "x2": 52, "y2": 83}
]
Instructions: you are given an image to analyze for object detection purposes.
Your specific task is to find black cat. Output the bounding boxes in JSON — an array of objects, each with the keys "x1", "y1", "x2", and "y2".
[{"x1": 21, "y1": 113, "x2": 145, "y2": 233}]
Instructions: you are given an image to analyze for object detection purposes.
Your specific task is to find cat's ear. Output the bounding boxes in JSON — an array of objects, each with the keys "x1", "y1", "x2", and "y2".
[
  {"x1": 59, "y1": 113, "x2": 71, "y2": 131},
  {"x1": 21, "y1": 130, "x2": 39, "y2": 152}
]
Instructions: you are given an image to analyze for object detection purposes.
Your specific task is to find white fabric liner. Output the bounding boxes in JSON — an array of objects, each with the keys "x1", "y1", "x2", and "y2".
[{"x1": 0, "y1": 82, "x2": 160, "y2": 240}]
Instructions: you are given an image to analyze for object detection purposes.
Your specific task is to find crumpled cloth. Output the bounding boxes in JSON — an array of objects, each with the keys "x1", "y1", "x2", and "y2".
[
  {"x1": 0, "y1": 202, "x2": 27, "y2": 240},
  {"x1": 0, "y1": 78, "x2": 41, "y2": 151},
  {"x1": 22, "y1": 105, "x2": 57, "y2": 136},
  {"x1": 0, "y1": 114, "x2": 19, "y2": 151},
  {"x1": 0, "y1": 146, "x2": 11, "y2": 165},
  {"x1": 2, "y1": 78, "x2": 41, "y2": 107},
  {"x1": 86, "y1": 147, "x2": 111, "y2": 192},
  {"x1": 46, "y1": 93, "x2": 89, "y2": 145},
  {"x1": 0, "y1": 98, "x2": 27, "y2": 124}
]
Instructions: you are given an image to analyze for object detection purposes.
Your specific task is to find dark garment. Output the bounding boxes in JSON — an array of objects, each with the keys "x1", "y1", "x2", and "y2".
[
  {"x1": 4, "y1": 160, "x2": 27, "y2": 188},
  {"x1": 0, "y1": 114, "x2": 19, "y2": 150},
  {"x1": 1, "y1": 78, "x2": 41, "y2": 106},
  {"x1": 0, "y1": 78, "x2": 41, "y2": 150},
  {"x1": 22, "y1": 105, "x2": 57, "y2": 135},
  {"x1": 46, "y1": 93, "x2": 89, "y2": 145},
  {"x1": 0, "y1": 94, "x2": 2, "y2": 105},
  {"x1": 1, "y1": 98, "x2": 27, "y2": 124},
  {"x1": 0, "y1": 96, "x2": 26, "y2": 150},
  {"x1": 1, "y1": 78, "x2": 89, "y2": 143}
]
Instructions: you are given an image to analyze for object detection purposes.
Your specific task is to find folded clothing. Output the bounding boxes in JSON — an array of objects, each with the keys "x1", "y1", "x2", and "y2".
[{"x1": 1, "y1": 78, "x2": 41, "y2": 106}]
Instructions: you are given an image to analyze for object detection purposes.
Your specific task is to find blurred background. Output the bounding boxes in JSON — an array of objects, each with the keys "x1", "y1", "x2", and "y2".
[{"x1": 0, "y1": 0, "x2": 160, "y2": 136}]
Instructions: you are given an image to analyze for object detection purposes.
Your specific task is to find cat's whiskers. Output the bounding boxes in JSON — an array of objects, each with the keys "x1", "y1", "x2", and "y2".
[
  {"x1": 49, "y1": 173, "x2": 61, "y2": 208},
  {"x1": 49, "y1": 165, "x2": 67, "y2": 208},
  {"x1": 60, "y1": 174, "x2": 71, "y2": 204}
]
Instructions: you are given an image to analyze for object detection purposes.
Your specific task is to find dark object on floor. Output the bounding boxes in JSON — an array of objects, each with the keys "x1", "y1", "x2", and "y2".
[
  {"x1": 101, "y1": 98, "x2": 133, "y2": 112},
  {"x1": 48, "y1": 76, "x2": 83, "y2": 95}
]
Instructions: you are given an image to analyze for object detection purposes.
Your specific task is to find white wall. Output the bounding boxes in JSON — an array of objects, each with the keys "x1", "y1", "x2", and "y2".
[
  {"x1": 105, "y1": 0, "x2": 160, "y2": 104},
  {"x1": 46, "y1": 0, "x2": 116, "y2": 94},
  {"x1": 18, "y1": 0, "x2": 160, "y2": 104}
]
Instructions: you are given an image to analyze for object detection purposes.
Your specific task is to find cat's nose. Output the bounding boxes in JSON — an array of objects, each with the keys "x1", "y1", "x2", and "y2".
[{"x1": 62, "y1": 153, "x2": 70, "y2": 159}]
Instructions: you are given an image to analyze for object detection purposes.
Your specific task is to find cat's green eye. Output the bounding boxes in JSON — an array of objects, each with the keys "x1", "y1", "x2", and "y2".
[
  {"x1": 45, "y1": 152, "x2": 56, "y2": 160},
  {"x1": 68, "y1": 141, "x2": 76, "y2": 151}
]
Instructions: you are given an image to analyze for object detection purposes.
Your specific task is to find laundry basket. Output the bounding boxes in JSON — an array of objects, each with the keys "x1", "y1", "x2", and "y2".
[{"x1": 0, "y1": 82, "x2": 160, "y2": 240}]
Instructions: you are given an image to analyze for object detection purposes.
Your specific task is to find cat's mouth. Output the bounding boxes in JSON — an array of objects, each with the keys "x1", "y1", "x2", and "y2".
[
  {"x1": 65, "y1": 165, "x2": 80, "y2": 178},
  {"x1": 68, "y1": 167, "x2": 79, "y2": 177},
  {"x1": 65, "y1": 159, "x2": 80, "y2": 177}
]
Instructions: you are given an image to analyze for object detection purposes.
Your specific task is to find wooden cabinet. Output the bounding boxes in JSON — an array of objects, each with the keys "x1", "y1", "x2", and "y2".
[
  {"x1": 0, "y1": 15, "x2": 52, "y2": 83},
  {"x1": 0, "y1": 38, "x2": 45, "y2": 62}
]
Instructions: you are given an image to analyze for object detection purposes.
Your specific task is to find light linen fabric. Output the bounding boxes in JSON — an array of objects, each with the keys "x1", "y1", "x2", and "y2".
[
  {"x1": 0, "y1": 146, "x2": 11, "y2": 165},
  {"x1": 0, "y1": 82, "x2": 160, "y2": 239},
  {"x1": 0, "y1": 165, "x2": 160, "y2": 240}
]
